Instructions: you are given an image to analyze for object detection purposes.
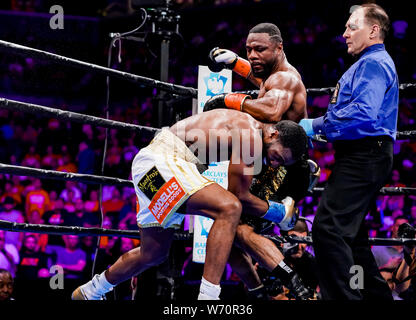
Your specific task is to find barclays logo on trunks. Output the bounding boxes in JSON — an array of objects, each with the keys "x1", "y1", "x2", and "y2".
[{"x1": 204, "y1": 73, "x2": 228, "y2": 96}]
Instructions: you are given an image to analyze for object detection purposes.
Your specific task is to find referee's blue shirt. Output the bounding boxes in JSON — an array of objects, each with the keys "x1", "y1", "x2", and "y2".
[{"x1": 312, "y1": 43, "x2": 399, "y2": 141}]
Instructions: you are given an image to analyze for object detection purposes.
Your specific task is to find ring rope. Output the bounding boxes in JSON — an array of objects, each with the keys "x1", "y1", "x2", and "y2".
[
  {"x1": 0, "y1": 219, "x2": 413, "y2": 246},
  {"x1": 2, "y1": 163, "x2": 416, "y2": 197},
  {"x1": 0, "y1": 163, "x2": 133, "y2": 187},
  {"x1": 1, "y1": 96, "x2": 416, "y2": 140},
  {"x1": 311, "y1": 186, "x2": 416, "y2": 196},
  {"x1": 0, "y1": 39, "x2": 198, "y2": 98},
  {"x1": 1, "y1": 40, "x2": 416, "y2": 99},
  {"x1": 0, "y1": 97, "x2": 160, "y2": 136},
  {"x1": 305, "y1": 82, "x2": 416, "y2": 94},
  {"x1": 0, "y1": 220, "x2": 190, "y2": 241},
  {"x1": 264, "y1": 234, "x2": 416, "y2": 246},
  {"x1": 396, "y1": 130, "x2": 416, "y2": 140}
]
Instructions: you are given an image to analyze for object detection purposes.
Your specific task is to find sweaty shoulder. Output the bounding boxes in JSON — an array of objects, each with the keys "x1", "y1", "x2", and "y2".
[
  {"x1": 229, "y1": 110, "x2": 262, "y2": 131},
  {"x1": 264, "y1": 70, "x2": 304, "y2": 92}
]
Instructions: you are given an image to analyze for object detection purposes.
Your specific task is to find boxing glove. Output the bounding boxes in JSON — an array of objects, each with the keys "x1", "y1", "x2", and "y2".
[
  {"x1": 203, "y1": 92, "x2": 252, "y2": 112},
  {"x1": 262, "y1": 196, "x2": 298, "y2": 231},
  {"x1": 208, "y1": 47, "x2": 251, "y2": 78}
]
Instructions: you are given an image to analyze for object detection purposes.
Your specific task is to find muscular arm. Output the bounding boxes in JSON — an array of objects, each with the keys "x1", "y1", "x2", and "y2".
[
  {"x1": 228, "y1": 161, "x2": 269, "y2": 217},
  {"x1": 227, "y1": 130, "x2": 268, "y2": 217},
  {"x1": 241, "y1": 73, "x2": 302, "y2": 123},
  {"x1": 242, "y1": 88, "x2": 294, "y2": 123}
]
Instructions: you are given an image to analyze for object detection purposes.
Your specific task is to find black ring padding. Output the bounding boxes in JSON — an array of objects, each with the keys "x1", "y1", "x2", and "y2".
[
  {"x1": 0, "y1": 219, "x2": 193, "y2": 241},
  {"x1": 0, "y1": 40, "x2": 198, "y2": 98},
  {"x1": 0, "y1": 97, "x2": 160, "y2": 137},
  {"x1": 265, "y1": 234, "x2": 416, "y2": 246},
  {"x1": 0, "y1": 163, "x2": 134, "y2": 187}
]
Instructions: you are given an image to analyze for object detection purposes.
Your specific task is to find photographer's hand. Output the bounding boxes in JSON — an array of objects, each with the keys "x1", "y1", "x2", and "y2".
[
  {"x1": 404, "y1": 244, "x2": 415, "y2": 255},
  {"x1": 394, "y1": 245, "x2": 415, "y2": 294}
]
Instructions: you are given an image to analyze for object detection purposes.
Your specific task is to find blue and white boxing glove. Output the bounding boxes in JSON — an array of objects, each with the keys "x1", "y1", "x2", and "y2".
[{"x1": 262, "y1": 196, "x2": 297, "y2": 231}]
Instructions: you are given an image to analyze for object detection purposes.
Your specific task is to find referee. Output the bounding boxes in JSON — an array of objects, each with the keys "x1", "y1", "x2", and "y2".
[{"x1": 299, "y1": 4, "x2": 398, "y2": 300}]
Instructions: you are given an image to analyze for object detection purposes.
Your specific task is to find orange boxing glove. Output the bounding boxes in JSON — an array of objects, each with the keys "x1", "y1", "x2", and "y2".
[
  {"x1": 203, "y1": 93, "x2": 252, "y2": 112},
  {"x1": 208, "y1": 47, "x2": 251, "y2": 78}
]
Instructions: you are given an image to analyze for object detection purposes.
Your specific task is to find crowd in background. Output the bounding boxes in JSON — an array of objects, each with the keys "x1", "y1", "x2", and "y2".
[{"x1": 0, "y1": 0, "x2": 415, "y2": 300}]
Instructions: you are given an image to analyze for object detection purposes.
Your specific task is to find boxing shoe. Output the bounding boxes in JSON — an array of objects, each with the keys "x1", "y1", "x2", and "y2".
[{"x1": 71, "y1": 274, "x2": 112, "y2": 300}]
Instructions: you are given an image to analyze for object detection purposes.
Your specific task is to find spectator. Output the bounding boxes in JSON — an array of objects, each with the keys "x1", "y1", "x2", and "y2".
[
  {"x1": 0, "y1": 230, "x2": 19, "y2": 278},
  {"x1": 122, "y1": 138, "x2": 139, "y2": 165},
  {"x1": 0, "y1": 269, "x2": 14, "y2": 301},
  {"x1": 95, "y1": 236, "x2": 119, "y2": 273},
  {"x1": 16, "y1": 234, "x2": 49, "y2": 280},
  {"x1": 380, "y1": 169, "x2": 406, "y2": 218},
  {"x1": 410, "y1": 206, "x2": 416, "y2": 226},
  {"x1": 46, "y1": 235, "x2": 86, "y2": 280},
  {"x1": 59, "y1": 181, "x2": 82, "y2": 203},
  {"x1": 0, "y1": 180, "x2": 22, "y2": 205},
  {"x1": 43, "y1": 198, "x2": 66, "y2": 227},
  {"x1": 63, "y1": 189, "x2": 77, "y2": 214},
  {"x1": 48, "y1": 190, "x2": 60, "y2": 210},
  {"x1": 102, "y1": 188, "x2": 124, "y2": 217},
  {"x1": 37, "y1": 119, "x2": 66, "y2": 151},
  {"x1": 25, "y1": 178, "x2": 51, "y2": 218},
  {"x1": 27, "y1": 209, "x2": 44, "y2": 225},
  {"x1": 80, "y1": 235, "x2": 97, "y2": 279},
  {"x1": 77, "y1": 141, "x2": 95, "y2": 174},
  {"x1": 21, "y1": 145, "x2": 41, "y2": 168},
  {"x1": 84, "y1": 189, "x2": 99, "y2": 213},
  {"x1": 41, "y1": 145, "x2": 59, "y2": 170},
  {"x1": 119, "y1": 194, "x2": 137, "y2": 227},
  {"x1": 98, "y1": 216, "x2": 115, "y2": 249},
  {"x1": 0, "y1": 197, "x2": 25, "y2": 251},
  {"x1": 111, "y1": 237, "x2": 137, "y2": 300},
  {"x1": 64, "y1": 198, "x2": 85, "y2": 227},
  {"x1": 10, "y1": 176, "x2": 25, "y2": 198},
  {"x1": 56, "y1": 154, "x2": 77, "y2": 173},
  {"x1": 42, "y1": 199, "x2": 67, "y2": 248}
]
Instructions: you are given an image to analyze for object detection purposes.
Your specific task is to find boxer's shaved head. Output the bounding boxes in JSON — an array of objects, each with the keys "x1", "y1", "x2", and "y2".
[{"x1": 249, "y1": 23, "x2": 283, "y2": 44}]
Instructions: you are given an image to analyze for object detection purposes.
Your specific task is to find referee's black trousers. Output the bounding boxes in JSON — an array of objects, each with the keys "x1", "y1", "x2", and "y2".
[{"x1": 312, "y1": 136, "x2": 394, "y2": 300}]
